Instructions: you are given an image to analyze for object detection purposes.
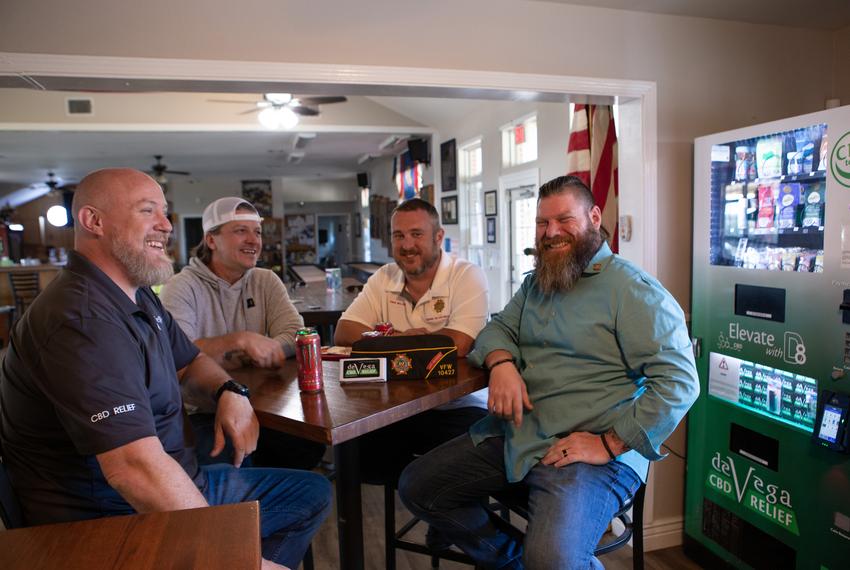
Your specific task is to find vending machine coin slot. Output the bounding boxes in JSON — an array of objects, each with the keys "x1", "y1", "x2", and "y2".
[{"x1": 730, "y1": 422, "x2": 779, "y2": 470}]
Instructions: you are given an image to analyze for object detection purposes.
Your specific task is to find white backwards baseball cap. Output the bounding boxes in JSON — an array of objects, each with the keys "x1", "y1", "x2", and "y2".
[{"x1": 202, "y1": 197, "x2": 263, "y2": 233}]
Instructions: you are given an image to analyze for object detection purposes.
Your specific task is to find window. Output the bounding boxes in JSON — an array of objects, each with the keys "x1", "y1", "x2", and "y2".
[
  {"x1": 459, "y1": 138, "x2": 484, "y2": 248},
  {"x1": 501, "y1": 114, "x2": 537, "y2": 168}
]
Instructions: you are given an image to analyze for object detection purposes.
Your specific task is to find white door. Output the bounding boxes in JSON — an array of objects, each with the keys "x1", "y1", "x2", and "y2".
[{"x1": 508, "y1": 185, "x2": 537, "y2": 295}]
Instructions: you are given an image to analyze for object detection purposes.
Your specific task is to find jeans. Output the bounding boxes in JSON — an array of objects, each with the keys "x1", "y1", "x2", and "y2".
[
  {"x1": 358, "y1": 406, "x2": 487, "y2": 485},
  {"x1": 398, "y1": 435, "x2": 642, "y2": 570},
  {"x1": 201, "y1": 464, "x2": 332, "y2": 568}
]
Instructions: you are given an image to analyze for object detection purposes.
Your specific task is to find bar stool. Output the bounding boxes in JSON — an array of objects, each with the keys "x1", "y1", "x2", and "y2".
[
  {"x1": 385, "y1": 479, "x2": 646, "y2": 570},
  {"x1": 8, "y1": 272, "x2": 40, "y2": 323}
]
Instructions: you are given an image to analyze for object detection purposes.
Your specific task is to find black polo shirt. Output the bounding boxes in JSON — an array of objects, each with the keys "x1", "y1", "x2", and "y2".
[{"x1": 0, "y1": 251, "x2": 201, "y2": 525}]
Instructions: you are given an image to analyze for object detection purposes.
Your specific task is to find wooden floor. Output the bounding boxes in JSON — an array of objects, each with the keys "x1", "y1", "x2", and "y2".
[{"x1": 306, "y1": 482, "x2": 705, "y2": 569}]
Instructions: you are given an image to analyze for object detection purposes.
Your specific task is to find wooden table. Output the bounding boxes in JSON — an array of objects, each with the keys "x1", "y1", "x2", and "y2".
[
  {"x1": 347, "y1": 262, "x2": 382, "y2": 283},
  {"x1": 0, "y1": 502, "x2": 261, "y2": 569},
  {"x1": 290, "y1": 280, "x2": 362, "y2": 343},
  {"x1": 232, "y1": 359, "x2": 487, "y2": 570},
  {"x1": 291, "y1": 264, "x2": 326, "y2": 283}
]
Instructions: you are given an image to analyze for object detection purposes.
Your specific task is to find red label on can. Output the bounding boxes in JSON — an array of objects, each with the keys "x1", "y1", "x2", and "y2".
[
  {"x1": 375, "y1": 322, "x2": 395, "y2": 336},
  {"x1": 295, "y1": 329, "x2": 324, "y2": 392}
]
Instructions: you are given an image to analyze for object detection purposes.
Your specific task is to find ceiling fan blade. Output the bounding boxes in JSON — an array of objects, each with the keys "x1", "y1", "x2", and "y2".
[
  {"x1": 300, "y1": 96, "x2": 347, "y2": 105},
  {"x1": 239, "y1": 107, "x2": 263, "y2": 115},
  {"x1": 292, "y1": 106, "x2": 319, "y2": 117},
  {"x1": 164, "y1": 170, "x2": 191, "y2": 176},
  {"x1": 207, "y1": 99, "x2": 258, "y2": 104}
]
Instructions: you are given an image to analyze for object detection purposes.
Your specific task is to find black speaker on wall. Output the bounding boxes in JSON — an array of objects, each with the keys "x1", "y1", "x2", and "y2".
[
  {"x1": 357, "y1": 172, "x2": 369, "y2": 188},
  {"x1": 62, "y1": 190, "x2": 75, "y2": 227},
  {"x1": 407, "y1": 139, "x2": 430, "y2": 164}
]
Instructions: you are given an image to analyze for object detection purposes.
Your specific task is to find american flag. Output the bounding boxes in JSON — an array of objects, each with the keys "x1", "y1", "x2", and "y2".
[{"x1": 566, "y1": 104, "x2": 619, "y2": 252}]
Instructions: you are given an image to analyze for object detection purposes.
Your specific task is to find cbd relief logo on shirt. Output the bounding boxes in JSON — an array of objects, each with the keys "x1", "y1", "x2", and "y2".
[
  {"x1": 706, "y1": 451, "x2": 798, "y2": 535},
  {"x1": 831, "y1": 130, "x2": 850, "y2": 188}
]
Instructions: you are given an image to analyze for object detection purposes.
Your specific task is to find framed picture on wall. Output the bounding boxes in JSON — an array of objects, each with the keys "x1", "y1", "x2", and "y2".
[
  {"x1": 419, "y1": 183, "x2": 435, "y2": 205},
  {"x1": 241, "y1": 179, "x2": 273, "y2": 216},
  {"x1": 440, "y1": 139, "x2": 457, "y2": 193},
  {"x1": 486, "y1": 216, "x2": 497, "y2": 243},
  {"x1": 484, "y1": 190, "x2": 498, "y2": 216},
  {"x1": 441, "y1": 195, "x2": 459, "y2": 225}
]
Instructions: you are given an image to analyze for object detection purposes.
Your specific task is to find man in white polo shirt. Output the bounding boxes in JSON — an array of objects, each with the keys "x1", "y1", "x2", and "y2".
[{"x1": 335, "y1": 198, "x2": 489, "y2": 483}]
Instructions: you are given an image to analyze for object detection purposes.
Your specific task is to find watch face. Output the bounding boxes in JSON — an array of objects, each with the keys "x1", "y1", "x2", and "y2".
[{"x1": 217, "y1": 380, "x2": 250, "y2": 401}]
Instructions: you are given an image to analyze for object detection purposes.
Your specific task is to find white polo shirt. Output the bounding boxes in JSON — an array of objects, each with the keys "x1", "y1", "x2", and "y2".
[{"x1": 340, "y1": 251, "x2": 489, "y2": 409}]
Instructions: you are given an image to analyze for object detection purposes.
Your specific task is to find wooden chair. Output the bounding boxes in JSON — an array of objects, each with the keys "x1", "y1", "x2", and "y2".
[
  {"x1": 8, "y1": 272, "x2": 40, "y2": 323},
  {"x1": 385, "y1": 479, "x2": 646, "y2": 570}
]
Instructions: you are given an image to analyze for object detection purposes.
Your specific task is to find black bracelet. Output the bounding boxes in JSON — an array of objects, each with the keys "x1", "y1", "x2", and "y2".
[
  {"x1": 487, "y1": 357, "x2": 515, "y2": 372},
  {"x1": 600, "y1": 433, "x2": 617, "y2": 461}
]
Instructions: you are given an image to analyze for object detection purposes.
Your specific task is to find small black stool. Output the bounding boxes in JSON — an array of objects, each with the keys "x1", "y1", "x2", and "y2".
[{"x1": 385, "y1": 480, "x2": 646, "y2": 570}]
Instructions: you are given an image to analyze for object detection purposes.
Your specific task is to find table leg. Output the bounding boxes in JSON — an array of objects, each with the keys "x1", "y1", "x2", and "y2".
[{"x1": 334, "y1": 439, "x2": 364, "y2": 570}]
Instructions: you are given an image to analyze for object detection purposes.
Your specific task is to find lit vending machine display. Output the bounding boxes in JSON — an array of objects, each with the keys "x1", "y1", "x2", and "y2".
[
  {"x1": 709, "y1": 124, "x2": 827, "y2": 272},
  {"x1": 689, "y1": 111, "x2": 850, "y2": 570}
]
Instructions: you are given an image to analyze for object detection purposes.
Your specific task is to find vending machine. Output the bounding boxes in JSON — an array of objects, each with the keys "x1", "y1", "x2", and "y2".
[{"x1": 686, "y1": 107, "x2": 850, "y2": 569}]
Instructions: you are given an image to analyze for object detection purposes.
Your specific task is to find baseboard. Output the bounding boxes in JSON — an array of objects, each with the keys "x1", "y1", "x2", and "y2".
[{"x1": 643, "y1": 516, "x2": 685, "y2": 551}]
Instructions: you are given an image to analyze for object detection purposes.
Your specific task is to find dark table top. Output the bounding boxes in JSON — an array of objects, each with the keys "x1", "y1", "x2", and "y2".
[
  {"x1": 0, "y1": 502, "x2": 262, "y2": 570},
  {"x1": 232, "y1": 358, "x2": 487, "y2": 446}
]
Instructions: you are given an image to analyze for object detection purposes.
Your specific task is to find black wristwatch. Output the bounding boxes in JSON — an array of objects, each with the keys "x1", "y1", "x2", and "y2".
[{"x1": 214, "y1": 379, "x2": 250, "y2": 402}]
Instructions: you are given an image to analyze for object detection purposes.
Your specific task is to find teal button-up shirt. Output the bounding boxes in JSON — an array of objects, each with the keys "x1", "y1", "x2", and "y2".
[{"x1": 468, "y1": 243, "x2": 699, "y2": 483}]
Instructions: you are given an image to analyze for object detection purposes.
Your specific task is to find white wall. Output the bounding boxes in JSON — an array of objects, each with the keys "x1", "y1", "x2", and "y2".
[{"x1": 836, "y1": 26, "x2": 850, "y2": 105}]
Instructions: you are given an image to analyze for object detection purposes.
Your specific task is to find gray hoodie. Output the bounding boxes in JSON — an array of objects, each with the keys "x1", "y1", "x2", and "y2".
[{"x1": 161, "y1": 257, "x2": 303, "y2": 357}]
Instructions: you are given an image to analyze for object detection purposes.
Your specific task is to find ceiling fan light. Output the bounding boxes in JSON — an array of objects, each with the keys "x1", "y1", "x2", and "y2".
[
  {"x1": 46, "y1": 205, "x2": 69, "y2": 227},
  {"x1": 279, "y1": 107, "x2": 299, "y2": 129},
  {"x1": 155, "y1": 172, "x2": 168, "y2": 184},
  {"x1": 258, "y1": 107, "x2": 283, "y2": 129},
  {"x1": 265, "y1": 93, "x2": 292, "y2": 105}
]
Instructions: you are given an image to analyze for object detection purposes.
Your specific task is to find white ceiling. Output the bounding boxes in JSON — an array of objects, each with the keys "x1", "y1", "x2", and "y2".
[
  {"x1": 0, "y1": 129, "x2": 424, "y2": 189},
  {"x1": 536, "y1": 0, "x2": 850, "y2": 30}
]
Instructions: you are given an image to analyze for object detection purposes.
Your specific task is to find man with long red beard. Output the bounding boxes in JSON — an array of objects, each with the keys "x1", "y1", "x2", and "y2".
[
  {"x1": 400, "y1": 175, "x2": 699, "y2": 569},
  {"x1": 0, "y1": 169, "x2": 330, "y2": 570}
]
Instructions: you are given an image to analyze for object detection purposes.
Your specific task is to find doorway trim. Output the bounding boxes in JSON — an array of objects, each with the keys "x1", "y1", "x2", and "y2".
[
  {"x1": 0, "y1": 52, "x2": 658, "y2": 276},
  {"x1": 499, "y1": 168, "x2": 539, "y2": 309}
]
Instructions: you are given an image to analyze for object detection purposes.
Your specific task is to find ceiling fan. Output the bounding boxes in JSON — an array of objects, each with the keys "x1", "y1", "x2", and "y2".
[
  {"x1": 44, "y1": 171, "x2": 60, "y2": 194},
  {"x1": 148, "y1": 155, "x2": 190, "y2": 184},
  {"x1": 208, "y1": 93, "x2": 347, "y2": 129}
]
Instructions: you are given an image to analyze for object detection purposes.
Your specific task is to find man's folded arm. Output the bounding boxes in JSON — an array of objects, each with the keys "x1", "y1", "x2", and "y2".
[{"x1": 612, "y1": 277, "x2": 700, "y2": 459}]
